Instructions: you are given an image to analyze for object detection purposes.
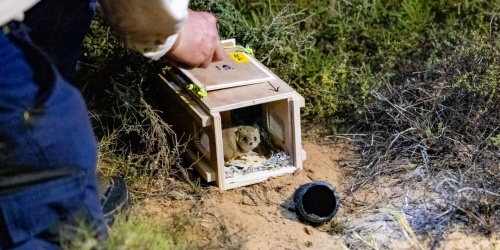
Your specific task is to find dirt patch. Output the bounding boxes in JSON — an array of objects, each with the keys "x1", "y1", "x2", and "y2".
[
  {"x1": 138, "y1": 140, "x2": 499, "y2": 249},
  {"x1": 201, "y1": 141, "x2": 345, "y2": 250}
]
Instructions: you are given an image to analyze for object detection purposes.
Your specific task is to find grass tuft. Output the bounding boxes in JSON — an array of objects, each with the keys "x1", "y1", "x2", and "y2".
[{"x1": 342, "y1": 32, "x2": 500, "y2": 239}]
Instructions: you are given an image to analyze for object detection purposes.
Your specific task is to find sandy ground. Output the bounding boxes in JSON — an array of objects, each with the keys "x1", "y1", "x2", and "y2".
[
  {"x1": 139, "y1": 140, "x2": 500, "y2": 249},
  {"x1": 202, "y1": 141, "x2": 345, "y2": 250}
]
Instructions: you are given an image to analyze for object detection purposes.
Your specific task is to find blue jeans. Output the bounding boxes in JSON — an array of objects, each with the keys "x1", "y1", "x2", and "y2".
[{"x1": 0, "y1": 2, "x2": 106, "y2": 249}]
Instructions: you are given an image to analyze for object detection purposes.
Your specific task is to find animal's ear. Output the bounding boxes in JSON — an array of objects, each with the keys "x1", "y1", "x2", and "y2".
[
  {"x1": 252, "y1": 127, "x2": 259, "y2": 134},
  {"x1": 235, "y1": 127, "x2": 241, "y2": 139}
]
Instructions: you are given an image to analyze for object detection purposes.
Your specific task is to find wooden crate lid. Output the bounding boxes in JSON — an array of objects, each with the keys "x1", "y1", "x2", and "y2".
[
  {"x1": 160, "y1": 69, "x2": 301, "y2": 113},
  {"x1": 165, "y1": 39, "x2": 303, "y2": 112}
]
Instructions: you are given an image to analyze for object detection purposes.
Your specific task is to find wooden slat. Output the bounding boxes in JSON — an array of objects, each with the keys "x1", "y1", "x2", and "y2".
[
  {"x1": 201, "y1": 80, "x2": 297, "y2": 112},
  {"x1": 208, "y1": 113, "x2": 226, "y2": 190},
  {"x1": 290, "y1": 95, "x2": 304, "y2": 169},
  {"x1": 224, "y1": 167, "x2": 297, "y2": 190},
  {"x1": 265, "y1": 99, "x2": 288, "y2": 150},
  {"x1": 298, "y1": 95, "x2": 306, "y2": 108},
  {"x1": 185, "y1": 149, "x2": 215, "y2": 182},
  {"x1": 158, "y1": 74, "x2": 211, "y2": 127}
]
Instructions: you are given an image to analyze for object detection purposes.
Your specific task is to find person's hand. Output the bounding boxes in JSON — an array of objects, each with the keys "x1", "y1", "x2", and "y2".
[{"x1": 162, "y1": 10, "x2": 225, "y2": 69}]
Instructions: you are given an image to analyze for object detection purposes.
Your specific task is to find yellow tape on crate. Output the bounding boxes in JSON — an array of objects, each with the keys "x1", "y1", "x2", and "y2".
[{"x1": 230, "y1": 52, "x2": 250, "y2": 63}]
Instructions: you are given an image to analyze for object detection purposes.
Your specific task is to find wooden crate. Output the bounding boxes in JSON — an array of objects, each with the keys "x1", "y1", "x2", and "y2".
[{"x1": 157, "y1": 49, "x2": 306, "y2": 190}]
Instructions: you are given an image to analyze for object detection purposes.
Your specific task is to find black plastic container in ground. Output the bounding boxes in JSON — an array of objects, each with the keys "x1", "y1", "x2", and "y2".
[{"x1": 293, "y1": 181, "x2": 340, "y2": 226}]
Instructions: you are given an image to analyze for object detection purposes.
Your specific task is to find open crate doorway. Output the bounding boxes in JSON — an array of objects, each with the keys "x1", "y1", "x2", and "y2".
[{"x1": 192, "y1": 101, "x2": 300, "y2": 188}]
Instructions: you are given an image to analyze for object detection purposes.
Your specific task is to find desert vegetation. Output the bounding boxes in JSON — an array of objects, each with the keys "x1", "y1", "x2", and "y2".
[{"x1": 73, "y1": 0, "x2": 499, "y2": 249}]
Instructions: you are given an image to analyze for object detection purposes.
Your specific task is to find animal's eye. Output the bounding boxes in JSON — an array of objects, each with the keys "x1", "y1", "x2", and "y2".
[
  {"x1": 243, "y1": 137, "x2": 248, "y2": 141},
  {"x1": 254, "y1": 137, "x2": 257, "y2": 140}
]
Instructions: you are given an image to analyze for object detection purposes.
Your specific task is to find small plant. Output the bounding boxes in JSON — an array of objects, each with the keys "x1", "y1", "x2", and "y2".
[{"x1": 487, "y1": 134, "x2": 500, "y2": 147}]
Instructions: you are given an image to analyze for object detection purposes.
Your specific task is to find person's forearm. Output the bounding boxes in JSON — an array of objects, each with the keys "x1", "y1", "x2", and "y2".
[
  {"x1": 0, "y1": 0, "x2": 40, "y2": 26},
  {"x1": 98, "y1": 0, "x2": 189, "y2": 60}
]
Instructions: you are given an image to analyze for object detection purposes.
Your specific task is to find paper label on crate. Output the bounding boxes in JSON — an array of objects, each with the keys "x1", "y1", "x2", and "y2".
[{"x1": 230, "y1": 52, "x2": 251, "y2": 63}]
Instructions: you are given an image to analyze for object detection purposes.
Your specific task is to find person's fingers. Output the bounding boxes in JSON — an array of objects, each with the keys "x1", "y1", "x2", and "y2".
[
  {"x1": 199, "y1": 11, "x2": 217, "y2": 26},
  {"x1": 202, "y1": 12, "x2": 225, "y2": 63},
  {"x1": 161, "y1": 10, "x2": 225, "y2": 69},
  {"x1": 199, "y1": 53, "x2": 214, "y2": 68},
  {"x1": 212, "y1": 41, "x2": 226, "y2": 62}
]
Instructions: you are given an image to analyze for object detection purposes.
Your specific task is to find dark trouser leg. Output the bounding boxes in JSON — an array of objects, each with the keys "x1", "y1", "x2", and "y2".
[{"x1": 0, "y1": 21, "x2": 107, "y2": 249}]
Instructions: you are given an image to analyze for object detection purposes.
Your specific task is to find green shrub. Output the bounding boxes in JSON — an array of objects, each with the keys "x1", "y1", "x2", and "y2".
[
  {"x1": 190, "y1": 0, "x2": 499, "y2": 128},
  {"x1": 78, "y1": 17, "x2": 185, "y2": 187}
]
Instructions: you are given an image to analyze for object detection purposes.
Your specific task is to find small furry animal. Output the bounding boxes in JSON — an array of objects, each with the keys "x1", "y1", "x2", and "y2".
[{"x1": 222, "y1": 126, "x2": 261, "y2": 161}]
